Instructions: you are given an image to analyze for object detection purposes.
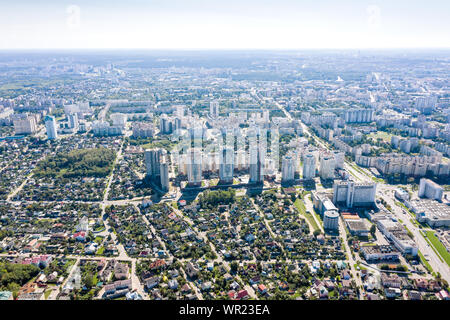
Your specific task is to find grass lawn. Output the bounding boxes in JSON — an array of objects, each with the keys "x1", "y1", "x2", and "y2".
[
  {"x1": 294, "y1": 198, "x2": 320, "y2": 232},
  {"x1": 424, "y1": 231, "x2": 450, "y2": 267},
  {"x1": 418, "y1": 250, "x2": 433, "y2": 274},
  {"x1": 312, "y1": 209, "x2": 323, "y2": 227},
  {"x1": 44, "y1": 289, "x2": 52, "y2": 300},
  {"x1": 96, "y1": 246, "x2": 105, "y2": 255},
  {"x1": 94, "y1": 225, "x2": 105, "y2": 232},
  {"x1": 368, "y1": 131, "x2": 393, "y2": 143},
  {"x1": 209, "y1": 179, "x2": 219, "y2": 187},
  {"x1": 94, "y1": 236, "x2": 104, "y2": 244}
]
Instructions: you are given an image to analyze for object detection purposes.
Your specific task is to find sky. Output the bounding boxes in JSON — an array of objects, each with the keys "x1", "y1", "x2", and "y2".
[{"x1": 0, "y1": 0, "x2": 449, "y2": 49}]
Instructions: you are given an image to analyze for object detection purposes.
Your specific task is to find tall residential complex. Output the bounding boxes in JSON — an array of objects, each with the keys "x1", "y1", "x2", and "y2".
[
  {"x1": 110, "y1": 113, "x2": 127, "y2": 128},
  {"x1": 319, "y1": 154, "x2": 335, "y2": 180},
  {"x1": 45, "y1": 115, "x2": 58, "y2": 140},
  {"x1": 219, "y1": 146, "x2": 234, "y2": 184},
  {"x1": 68, "y1": 113, "x2": 79, "y2": 130},
  {"x1": 249, "y1": 144, "x2": 265, "y2": 184},
  {"x1": 302, "y1": 153, "x2": 316, "y2": 180},
  {"x1": 187, "y1": 148, "x2": 203, "y2": 186},
  {"x1": 344, "y1": 109, "x2": 374, "y2": 123},
  {"x1": 281, "y1": 155, "x2": 295, "y2": 182},
  {"x1": 13, "y1": 114, "x2": 38, "y2": 135},
  {"x1": 145, "y1": 148, "x2": 169, "y2": 191},
  {"x1": 418, "y1": 178, "x2": 443, "y2": 201},
  {"x1": 160, "y1": 156, "x2": 170, "y2": 192},
  {"x1": 145, "y1": 148, "x2": 165, "y2": 180},
  {"x1": 210, "y1": 100, "x2": 219, "y2": 118},
  {"x1": 332, "y1": 181, "x2": 377, "y2": 208}
]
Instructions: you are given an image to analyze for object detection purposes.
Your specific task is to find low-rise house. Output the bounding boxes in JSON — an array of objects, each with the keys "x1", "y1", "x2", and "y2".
[
  {"x1": 181, "y1": 284, "x2": 191, "y2": 294},
  {"x1": 258, "y1": 284, "x2": 267, "y2": 294},
  {"x1": 73, "y1": 231, "x2": 86, "y2": 242},
  {"x1": 236, "y1": 289, "x2": 248, "y2": 300},
  {"x1": 17, "y1": 292, "x2": 45, "y2": 300},
  {"x1": 385, "y1": 287, "x2": 402, "y2": 298},
  {"x1": 201, "y1": 281, "x2": 212, "y2": 291},
  {"x1": 145, "y1": 276, "x2": 159, "y2": 290},
  {"x1": 0, "y1": 291, "x2": 13, "y2": 300},
  {"x1": 381, "y1": 273, "x2": 402, "y2": 288},
  {"x1": 185, "y1": 262, "x2": 199, "y2": 279},
  {"x1": 407, "y1": 290, "x2": 422, "y2": 300},
  {"x1": 114, "y1": 262, "x2": 129, "y2": 280},
  {"x1": 103, "y1": 279, "x2": 132, "y2": 299},
  {"x1": 149, "y1": 259, "x2": 166, "y2": 271},
  {"x1": 168, "y1": 279, "x2": 178, "y2": 290}
]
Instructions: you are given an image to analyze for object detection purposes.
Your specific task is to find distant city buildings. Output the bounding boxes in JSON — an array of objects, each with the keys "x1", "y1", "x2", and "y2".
[
  {"x1": 344, "y1": 109, "x2": 374, "y2": 123},
  {"x1": 13, "y1": 113, "x2": 39, "y2": 135},
  {"x1": 132, "y1": 122, "x2": 155, "y2": 138},
  {"x1": 0, "y1": 106, "x2": 14, "y2": 125},
  {"x1": 92, "y1": 121, "x2": 123, "y2": 136},
  {"x1": 64, "y1": 102, "x2": 92, "y2": 116},
  {"x1": 68, "y1": 113, "x2": 79, "y2": 130},
  {"x1": 160, "y1": 114, "x2": 179, "y2": 134},
  {"x1": 110, "y1": 113, "x2": 127, "y2": 128},
  {"x1": 210, "y1": 100, "x2": 220, "y2": 118}
]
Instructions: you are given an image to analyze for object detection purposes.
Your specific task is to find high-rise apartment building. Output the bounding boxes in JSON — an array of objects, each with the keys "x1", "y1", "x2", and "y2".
[
  {"x1": 302, "y1": 153, "x2": 316, "y2": 180},
  {"x1": 187, "y1": 148, "x2": 202, "y2": 186},
  {"x1": 210, "y1": 100, "x2": 219, "y2": 118},
  {"x1": 281, "y1": 155, "x2": 295, "y2": 182},
  {"x1": 45, "y1": 115, "x2": 58, "y2": 140},
  {"x1": 219, "y1": 147, "x2": 234, "y2": 184}
]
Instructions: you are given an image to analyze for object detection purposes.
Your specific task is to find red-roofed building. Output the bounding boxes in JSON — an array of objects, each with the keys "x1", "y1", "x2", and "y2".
[
  {"x1": 149, "y1": 259, "x2": 166, "y2": 270},
  {"x1": 236, "y1": 289, "x2": 249, "y2": 300},
  {"x1": 73, "y1": 231, "x2": 86, "y2": 242},
  {"x1": 258, "y1": 284, "x2": 267, "y2": 294}
]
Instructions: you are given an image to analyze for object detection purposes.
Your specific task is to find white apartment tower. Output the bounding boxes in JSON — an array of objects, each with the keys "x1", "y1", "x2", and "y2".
[
  {"x1": 418, "y1": 178, "x2": 443, "y2": 201},
  {"x1": 45, "y1": 115, "x2": 58, "y2": 140},
  {"x1": 160, "y1": 157, "x2": 170, "y2": 192},
  {"x1": 302, "y1": 153, "x2": 316, "y2": 180},
  {"x1": 319, "y1": 154, "x2": 336, "y2": 180},
  {"x1": 68, "y1": 113, "x2": 79, "y2": 130},
  {"x1": 13, "y1": 115, "x2": 38, "y2": 135},
  {"x1": 187, "y1": 148, "x2": 203, "y2": 186},
  {"x1": 332, "y1": 181, "x2": 377, "y2": 208},
  {"x1": 210, "y1": 100, "x2": 220, "y2": 118},
  {"x1": 281, "y1": 155, "x2": 295, "y2": 182}
]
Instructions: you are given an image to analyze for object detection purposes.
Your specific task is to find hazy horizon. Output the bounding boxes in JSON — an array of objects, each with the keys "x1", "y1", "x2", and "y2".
[{"x1": 1, "y1": 0, "x2": 449, "y2": 50}]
